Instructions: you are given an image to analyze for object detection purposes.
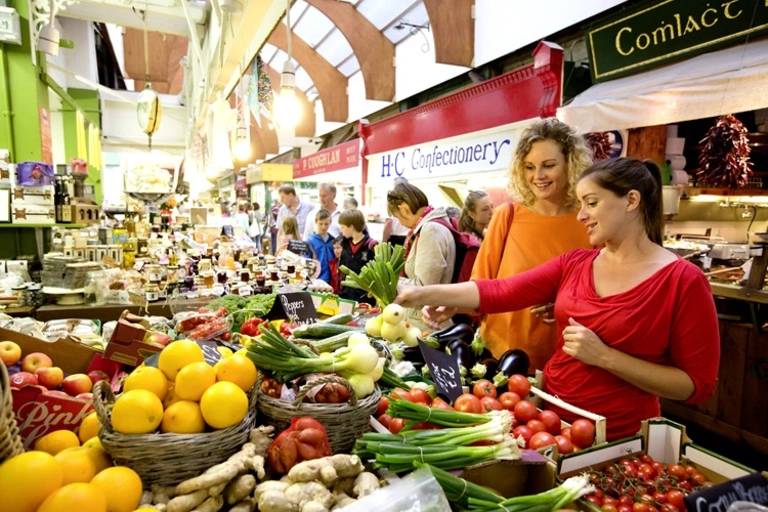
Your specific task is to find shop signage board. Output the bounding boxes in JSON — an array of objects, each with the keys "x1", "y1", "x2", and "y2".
[
  {"x1": 366, "y1": 123, "x2": 528, "y2": 184},
  {"x1": 587, "y1": 0, "x2": 768, "y2": 82},
  {"x1": 293, "y1": 140, "x2": 360, "y2": 179},
  {"x1": 39, "y1": 107, "x2": 53, "y2": 164}
]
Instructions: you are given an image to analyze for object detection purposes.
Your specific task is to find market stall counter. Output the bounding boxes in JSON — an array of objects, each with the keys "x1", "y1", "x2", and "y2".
[{"x1": 35, "y1": 300, "x2": 210, "y2": 323}]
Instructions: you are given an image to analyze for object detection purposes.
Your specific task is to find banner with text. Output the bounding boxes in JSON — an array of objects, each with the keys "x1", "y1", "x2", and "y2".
[
  {"x1": 366, "y1": 123, "x2": 529, "y2": 184},
  {"x1": 293, "y1": 139, "x2": 361, "y2": 179}
]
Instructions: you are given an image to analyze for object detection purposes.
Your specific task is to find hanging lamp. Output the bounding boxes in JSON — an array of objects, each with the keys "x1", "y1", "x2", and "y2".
[
  {"x1": 136, "y1": 6, "x2": 162, "y2": 149},
  {"x1": 274, "y1": 0, "x2": 300, "y2": 128}
]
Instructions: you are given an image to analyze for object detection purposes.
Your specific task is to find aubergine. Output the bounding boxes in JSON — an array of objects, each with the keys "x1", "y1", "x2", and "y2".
[
  {"x1": 402, "y1": 345, "x2": 425, "y2": 363},
  {"x1": 432, "y1": 323, "x2": 474, "y2": 346},
  {"x1": 445, "y1": 339, "x2": 473, "y2": 369},
  {"x1": 497, "y1": 349, "x2": 530, "y2": 377},
  {"x1": 470, "y1": 336, "x2": 493, "y2": 362},
  {"x1": 481, "y1": 357, "x2": 499, "y2": 377}
]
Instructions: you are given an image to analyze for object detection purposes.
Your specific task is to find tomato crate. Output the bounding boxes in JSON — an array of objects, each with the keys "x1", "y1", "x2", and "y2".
[{"x1": 556, "y1": 417, "x2": 757, "y2": 511}]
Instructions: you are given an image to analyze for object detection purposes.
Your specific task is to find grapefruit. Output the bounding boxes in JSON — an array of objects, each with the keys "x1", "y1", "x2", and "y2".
[
  {"x1": 0, "y1": 451, "x2": 63, "y2": 512},
  {"x1": 34, "y1": 430, "x2": 80, "y2": 455},
  {"x1": 158, "y1": 340, "x2": 204, "y2": 381},
  {"x1": 174, "y1": 362, "x2": 216, "y2": 401},
  {"x1": 111, "y1": 389, "x2": 163, "y2": 434},
  {"x1": 78, "y1": 412, "x2": 100, "y2": 443},
  {"x1": 123, "y1": 366, "x2": 168, "y2": 401},
  {"x1": 37, "y1": 483, "x2": 107, "y2": 512},
  {"x1": 215, "y1": 354, "x2": 257, "y2": 391},
  {"x1": 200, "y1": 381, "x2": 248, "y2": 429},
  {"x1": 90, "y1": 467, "x2": 142, "y2": 512},
  {"x1": 161, "y1": 400, "x2": 206, "y2": 434},
  {"x1": 54, "y1": 448, "x2": 97, "y2": 484}
]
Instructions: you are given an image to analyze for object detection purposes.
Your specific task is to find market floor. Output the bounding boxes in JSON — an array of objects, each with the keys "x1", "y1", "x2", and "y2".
[{"x1": 664, "y1": 412, "x2": 767, "y2": 471}]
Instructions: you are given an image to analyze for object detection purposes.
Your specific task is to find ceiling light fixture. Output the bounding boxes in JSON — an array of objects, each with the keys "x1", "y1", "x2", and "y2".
[
  {"x1": 394, "y1": 20, "x2": 431, "y2": 53},
  {"x1": 274, "y1": 0, "x2": 300, "y2": 128}
]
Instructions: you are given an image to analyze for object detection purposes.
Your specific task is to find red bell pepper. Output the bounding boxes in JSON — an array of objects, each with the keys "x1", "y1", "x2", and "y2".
[
  {"x1": 279, "y1": 322, "x2": 294, "y2": 337},
  {"x1": 267, "y1": 417, "x2": 332, "y2": 474},
  {"x1": 239, "y1": 318, "x2": 264, "y2": 336}
]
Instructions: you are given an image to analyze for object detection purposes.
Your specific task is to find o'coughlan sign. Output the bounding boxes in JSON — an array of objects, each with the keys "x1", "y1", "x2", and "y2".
[
  {"x1": 587, "y1": 0, "x2": 768, "y2": 82},
  {"x1": 293, "y1": 140, "x2": 360, "y2": 179}
]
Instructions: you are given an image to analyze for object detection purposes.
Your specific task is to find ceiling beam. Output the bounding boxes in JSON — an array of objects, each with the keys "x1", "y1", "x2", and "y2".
[
  {"x1": 423, "y1": 0, "x2": 475, "y2": 67},
  {"x1": 60, "y1": 0, "x2": 206, "y2": 37},
  {"x1": 305, "y1": 0, "x2": 394, "y2": 102},
  {"x1": 265, "y1": 65, "x2": 316, "y2": 138},
  {"x1": 268, "y1": 22, "x2": 348, "y2": 123}
]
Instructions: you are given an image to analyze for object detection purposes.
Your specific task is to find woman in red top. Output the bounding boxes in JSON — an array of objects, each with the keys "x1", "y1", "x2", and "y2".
[{"x1": 396, "y1": 158, "x2": 720, "y2": 440}]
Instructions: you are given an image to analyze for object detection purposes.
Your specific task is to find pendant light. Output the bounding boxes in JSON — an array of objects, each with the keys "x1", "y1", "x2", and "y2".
[
  {"x1": 274, "y1": 0, "x2": 300, "y2": 128},
  {"x1": 136, "y1": 6, "x2": 162, "y2": 149}
]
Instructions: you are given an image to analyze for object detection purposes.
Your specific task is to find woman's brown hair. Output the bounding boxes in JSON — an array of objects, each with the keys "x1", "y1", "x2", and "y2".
[
  {"x1": 386, "y1": 182, "x2": 429, "y2": 217},
  {"x1": 458, "y1": 190, "x2": 488, "y2": 241},
  {"x1": 579, "y1": 158, "x2": 664, "y2": 245}
]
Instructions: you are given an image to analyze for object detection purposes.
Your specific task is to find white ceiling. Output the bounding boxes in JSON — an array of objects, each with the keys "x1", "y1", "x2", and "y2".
[{"x1": 261, "y1": 0, "x2": 430, "y2": 94}]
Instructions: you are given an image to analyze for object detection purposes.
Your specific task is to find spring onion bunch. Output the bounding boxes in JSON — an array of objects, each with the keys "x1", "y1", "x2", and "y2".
[
  {"x1": 387, "y1": 395, "x2": 511, "y2": 428},
  {"x1": 357, "y1": 414, "x2": 512, "y2": 448},
  {"x1": 465, "y1": 473, "x2": 595, "y2": 511},
  {"x1": 413, "y1": 463, "x2": 504, "y2": 510},
  {"x1": 245, "y1": 323, "x2": 380, "y2": 383},
  {"x1": 340, "y1": 243, "x2": 405, "y2": 307}
]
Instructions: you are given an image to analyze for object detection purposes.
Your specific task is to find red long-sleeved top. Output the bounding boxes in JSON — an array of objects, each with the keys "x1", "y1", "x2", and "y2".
[{"x1": 475, "y1": 249, "x2": 720, "y2": 440}]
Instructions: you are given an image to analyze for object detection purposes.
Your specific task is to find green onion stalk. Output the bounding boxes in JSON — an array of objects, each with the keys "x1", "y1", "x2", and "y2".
[
  {"x1": 413, "y1": 463, "x2": 504, "y2": 510},
  {"x1": 245, "y1": 323, "x2": 379, "y2": 382},
  {"x1": 467, "y1": 474, "x2": 595, "y2": 512},
  {"x1": 356, "y1": 414, "x2": 512, "y2": 449},
  {"x1": 387, "y1": 395, "x2": 511, "y2": 428},
  {"x1": 379, "y1": 363, "x2": 408, "y2": 389},
  {"x1": 363, "y1": 437, "x2": 520, "y2": 473}
]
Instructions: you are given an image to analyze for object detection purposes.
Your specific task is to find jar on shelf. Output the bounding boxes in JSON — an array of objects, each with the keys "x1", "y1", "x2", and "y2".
[
  {"x1": 167, "y1": 265, "x2": 179, "y2": 283},
  {"x1": 12, "y1": 284, "x2": 27, "y2": 307},
  {"x1": 25, "y1": 284, "x2": 43, "y2": 308},
  {"x1": 203, "y1": 271, "x2": 215, "y2": 288},
  {"x1": 146, "y1": 264, "x2": 163, "y2": 283},
  {"x1": 145, "y1": 283, "x2": 160, "y2": 302}
]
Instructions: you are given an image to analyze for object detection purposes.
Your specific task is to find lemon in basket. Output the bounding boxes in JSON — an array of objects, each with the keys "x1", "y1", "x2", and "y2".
[
  {"x1": 111, "y1": 389, "x2": 163, "y2": 434},
  {"x1": 200, "y1": 382, "x2": 248, "y2": 429},
  {"x1": 158, "y1": 340, "x2": 204, "y2": 381},
  {"x1": 54, "y1": 448, "x2": 97, "y2": 484},
  {"x1": 90, "y1": 466, "x2": 142, "y2": 512},
  {"x1": 161, "y1": 400, "x2": 206, "y2": 434},
  {"x1": 0, "y1": 450, "x2": 63, "y2": 512},
  {"x1": 78, "y1": 412, "x2": 100, "y2": 443},
  {"x1": 34, "y1": 430, "x2": 80, "y2": 455},
  {"x1": 175, "y1": 362, "x2": 216, "y2": 401},
  {"x1": 37, "y1": 482, "x2": 107, "y2": 512},
  {"x1": 123, "y1": 366, "x2": 168, "y2": 401},
  {"x1": 214, "y1": 354, "x2": 257, "y2": 391}
]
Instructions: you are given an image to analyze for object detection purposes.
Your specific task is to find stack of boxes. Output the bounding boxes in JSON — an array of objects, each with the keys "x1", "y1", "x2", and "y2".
[
  {"x1": 10, "y1": 161, "x2": 56, "y2": 225},
  {"x1": 0, "y1": 150, "x2": 10, "y2": 223}
]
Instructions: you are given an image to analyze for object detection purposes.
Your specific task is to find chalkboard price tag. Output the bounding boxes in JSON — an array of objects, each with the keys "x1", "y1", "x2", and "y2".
[
  {"x1": 267, "y1": 292, "x2": 318, "y2": 325},
  {"x1": 684, "y1": 472, "x2": 768, "y2": 511},
  {"x1": 287, "y1": 239, "x2": 311, "y2": 256},
  {"x1": 195, "y1": 339, "x2": 223, "y2": 365},
  {"x1": 418, "y1": 340, "x2": 462, "y2": 402}
]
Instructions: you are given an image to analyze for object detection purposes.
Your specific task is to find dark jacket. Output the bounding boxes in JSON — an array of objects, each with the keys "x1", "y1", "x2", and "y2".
[{"x1": 339, "y1": 235, "x2": 377, "y2": 305}]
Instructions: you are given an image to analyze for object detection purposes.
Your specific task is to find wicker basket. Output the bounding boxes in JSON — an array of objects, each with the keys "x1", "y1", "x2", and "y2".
[
  {"x1": 0, "y1": 364, "x2": 24, "y2": 463},
  {"x1": 257, "y1": 374, "x2": 381, "y2": 453},
  {"x1": 93, "y1": 380, "x2": 259, "y2": 486}
]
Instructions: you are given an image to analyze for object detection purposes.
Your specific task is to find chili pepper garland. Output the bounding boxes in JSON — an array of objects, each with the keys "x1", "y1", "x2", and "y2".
[
  {"x1": 586, "y1": 132, "x2": 612, "y2": 161},
  {"x1": 697, "y1": 114, "x2": 752, "y2": 189}
]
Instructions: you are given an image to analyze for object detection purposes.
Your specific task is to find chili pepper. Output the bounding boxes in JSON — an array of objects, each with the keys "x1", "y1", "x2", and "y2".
[{"x1": 239, "y1": 317, "x2": 264, "y2": 336}]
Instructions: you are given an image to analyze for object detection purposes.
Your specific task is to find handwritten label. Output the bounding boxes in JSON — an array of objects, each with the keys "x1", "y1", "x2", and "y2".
[
  {"x1": 128, "y1": 291, "x2": 148, "y2": 309},
  {"x1": 268, "y1": 292, "x2": 318, "y2": 325},
  {"x1": 684, "y1": 472, "x2": 768, "y2": 512},
  {"x1": 287, "y1": 239, "x2": 311, "y2": 256},
  {"x1": 418, "y1": 340, "x2": 462, "y2": 402},
  {"x1": 195, "y1": 340, "x2": 223, "y2": 365}
]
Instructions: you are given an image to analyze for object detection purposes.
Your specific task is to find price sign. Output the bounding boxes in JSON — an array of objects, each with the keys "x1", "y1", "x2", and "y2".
[
  {"x1": 287, "y1": 239, "x2": 311, "y2": 256},
  {"x1": 195, "y1": 340, "x2": 222, "y2": 365},
  {"x1": 418, "y1": 340, "x2": 462, "y2": 402},
  {"x1": 684, "y1": 472, "x2": 768, "y2": 511},
  {"x1": 267, "y1": 292, "x2": 318, "y2": 325}
]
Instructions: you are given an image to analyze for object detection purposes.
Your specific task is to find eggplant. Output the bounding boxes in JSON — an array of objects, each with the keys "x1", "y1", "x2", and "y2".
[
  {"x1": 470, "y1": 336, "x2": 493, "y2": 363},
  {"x1": 402, "y1": 345, "x2": 425, "y2": 364},
  {"x1": 446, "y1": 339, "x2": 473, "y2": 369},
  {"x1": 481, "y1": 357, "x2": 499, "y2": 377},
  {"x1": 497, "y1": 349, "x2": 530, "y2": 377},
  {"x1": 432, "y1": 323, "x2": 474, "y2": 346}
]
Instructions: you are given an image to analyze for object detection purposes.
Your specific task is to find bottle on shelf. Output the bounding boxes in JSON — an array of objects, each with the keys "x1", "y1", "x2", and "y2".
[
  {"x1": 60, "y1": 177, "x2": 72, "y2": 223},
  {"x1": 54, "y1": 176, "x2": 63, "y2": 223}
]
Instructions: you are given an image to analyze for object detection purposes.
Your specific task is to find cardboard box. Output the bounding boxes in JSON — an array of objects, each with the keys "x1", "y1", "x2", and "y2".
[
  {"x1": 70, "y1": 204, "x2": 100, "y2": 224},
  {"x1": 11, "y1": 184, "x2": 55, "y2": 205},
  {"x1": 0, "y1": 327, "x2": 118, "y2": 448},
  {"x1": 556, "y1": 418, "x2": 755, "y2": 510},
  {"x1": 12, "y1": 204, "x2": 56, "y2": 225},
  {"x1": 0, "y1": 188, "x2": 9, "y2": 222},
  {"x1": 459, "y1": 454, "x2": 556, "y2": 499},
  {"x1": 103, "y1": 319, "x2": 162, "y2": 367}
]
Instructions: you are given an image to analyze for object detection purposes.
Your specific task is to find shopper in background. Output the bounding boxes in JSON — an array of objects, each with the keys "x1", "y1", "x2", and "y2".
[
  {"x1": 306, "y1": 209, "x2": 336, "y2": 284},
  {"x1": 269, "y1": 199, "x2": 280, "y2": 254},
  {"x1": 330, "y1": 237, "x2": 343, "y2": 293},
  {"x1": 343, "y1": 197, "x2": 358, "y2": 210},
  {"x1": 249, "y1": 202, "x2": 263, "y2": 250},
  {"x1": 382, "y1": 177, "x2": 411, "y2": 247},
  {"x1": 276, "y1": 185, "x2": 315, "y2": 240},
  {"x1": 338, "y1": 209, "x2": 377, "y2": 305},
  {"x1": 304, "y1": 183, "x2": 342, "y2": 240},
  {"x1": 471, "y1": 118, "x2": 594, "y2": 372},
  {"x1": 396, "y1": 157, "x2": 720, "y2": 441},
  {"x1": 276, "y1": 215, "x2": 301, "y2": 256},
  {"x1": 234, "y1": 202, "x2": 251, "y2": 237},
  {"x1": 445, "y1": 206, "x2": 460, "y2": 219},
  {"x1": 459, "y1": 190, "x2": 494, "y2": 242},
  {"x1": 388, "y1": 182, "x2": 455, "y2": 330}
]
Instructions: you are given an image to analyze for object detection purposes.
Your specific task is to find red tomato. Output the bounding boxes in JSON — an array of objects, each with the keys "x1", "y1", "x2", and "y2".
[
  {"x1": 618, "y1": 507, "x2": 634, "y2": 512},
  {"x1": 661, "y1": 506, "x2": 680, "y2": 512},
  {"x1": 389, "y1": 418, "x2": 404, "y2": 434},
  {"x1": 410, "y1": 388, "x2": 432, "y2": 405},
  {"x1": 512, "y1": 425, "x2": 534, "y2": 443},
  {"x1": 377, "y1": 414, "x2": 392, "y2": 429},
  {"x1": 375, "y1": 396, "x2": 389, "y2": 417},
  {"x1": 603, "y1": 505, "x2": 618, "y2": 512},
  {"x1": 498, "y1": 391, "x2": 521, "y2": 411},
  {"x1": 604, "y1": 496, "x2": 619, "y2": 506},
  {"x1": 692, "y1": 472, "x2": 708, "y2": 484},
  {"x1": 432, "y1": 399, "x2": 454, "y2": 411},
  {"x1": 527, "y1": 419, "x2": 547, "y2": 433},
  {"x1": 640, "y1": 454, "x2": 655, "y2": 464},
  {"x1": 633, "y1": 504, "x2": 649, "y2": 512},
  {"x1": 554, "y1": 435, "x2": 574, "y2": 454},
  {"x1": 619, "y1": 496, "x2": 635, "y2": 507},
  {"x1": 538, "y1": 410, "x2": 562, "y2": 435},
  {"x1": 472, "y1": 379, "x2": 497, "y2": 399},
  {"x1": 652, "y1": 461, "x2": 665, "y2": 475},
  {"x1": 529, "y1": 432, "x2": 557, "y2": 450},
  {"x1": 480, "y1": 396, "x2": 503, "y2": 412},
  {"x1": 684, "y1": 465, "x2": 697, "y2": 476},
  {"x1": 638, "y1": 463, "x2": 655, "y2": 479},
  {"x1": 653, "y1": 492, "x2": 668, "y2": 504},
  {"x1": 560, "y1": 427, "x2": 571, "y2": 440},
  {"x1": 392, "y1": 388, "x2": 415, "y2": 402},
  {"x1": 667, "y1": 464, "x2": 686, "y2": 480},
  {"x1": 570, "y1": 419, "x2": 596, "y2": 448},
  {"x1": 513, "y1": 400, "x2": 539, "y2": 424},
  {"x1": 665, "y1": 490, "x2": 684, "y2": 509},
  {"x1": 586, "y1": 495, "x2": 602, "y2": 506},
  {"x1": 454, "y1": 393, "x2": 483, "y2": 414},
  {"x1": 678, "y1": 480, "x2": 692, "y2": 492},
  {"x1": 507, "y1": 374, "x2": 531, "y2": 398}
]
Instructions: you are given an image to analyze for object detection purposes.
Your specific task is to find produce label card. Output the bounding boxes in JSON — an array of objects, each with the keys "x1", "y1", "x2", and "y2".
[
  {"x1": 288, "y1": 239, "x2": 311, "y2": 256},
  {"x1": 684, "y1": 472, "x2": 768, "y2": 511},
  {"x1": 195, "y1": 339, "x2": 223, "y2": 365},
  {"x1": 269, "y1": 292, "x2": 318, "y2": 325},
  {"x1": 418, "y1": 340, "x2": 462, "y2": 402}
]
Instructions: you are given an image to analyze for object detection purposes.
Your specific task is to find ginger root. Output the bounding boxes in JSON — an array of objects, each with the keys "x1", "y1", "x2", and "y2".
[
  {"x1": 175, "y1": 444, "x2": 257, "y2": 495},
  {"x1": 332, "y1": 478, "x2": 355, "y2": 498},
  {"x1": 254, "y1": 480, "x2": 290, "y2": 502},
  {"x1": 331, "y1": 492, "x2": 356, "y2": 510},
  {"x1": 191, "y1": 495, "x2": 223, "y2": 512},
  {"x1": 249, "y1": 425, "x2": 275, "y2": 457},
  {"x1": 258, "y1": 490, "x2": 298, "y2": 512},
  {"x1": 229, "y1": 497, "x2": 257, "y2": 512},
  {"x1": 288, "y1": 455, "x2": 364, "y2": 486},
  {"x1": 352, "y1": 472, "x2": 379, "y2": 498},
  {"x1": 285, "y1": 482, "x2": 333, "y2": 510},
  {"x1": 224, "y1": 474, "x2": 256, "y2": 505},
  {"x1": 301, "y1": 501, "x2": 329, "y2": 512},
  {"x1": 166, "y1": 490, "x2": 209, "y2": 512},
  {"x1": 140, "y1": 490, "x2": 154, "y2": 506},
  {"x1": 151, "y1": 484, "x2": 176, "y2": 504}
]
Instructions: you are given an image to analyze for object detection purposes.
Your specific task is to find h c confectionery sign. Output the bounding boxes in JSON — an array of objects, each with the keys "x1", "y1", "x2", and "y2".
[{"x1": 587, "y1": 0, "x2": 768, "y2": 82}]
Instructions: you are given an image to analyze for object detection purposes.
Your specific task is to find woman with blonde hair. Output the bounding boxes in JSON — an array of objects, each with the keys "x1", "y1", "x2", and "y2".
[
  {"x1": 471, "y1": 117, "x2": 594, "y2": 373},
  {"x1": 276, "y1": 215, "x2": 301, "y2": 256},
  {"x1": 458, "y1": 190, "x2": 493, "y2": 241}
]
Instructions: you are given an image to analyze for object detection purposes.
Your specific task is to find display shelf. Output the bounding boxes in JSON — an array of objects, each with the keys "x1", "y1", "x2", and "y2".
[
  {"x1": 685, "y1": 187, "x2": 768, "y2": 197},
  {"x1": 0, "y1": 223, "x2": 88, "y2": 229},
  {"x1": 710, "y1": 282, "x2": 768, "y2": 305}
]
